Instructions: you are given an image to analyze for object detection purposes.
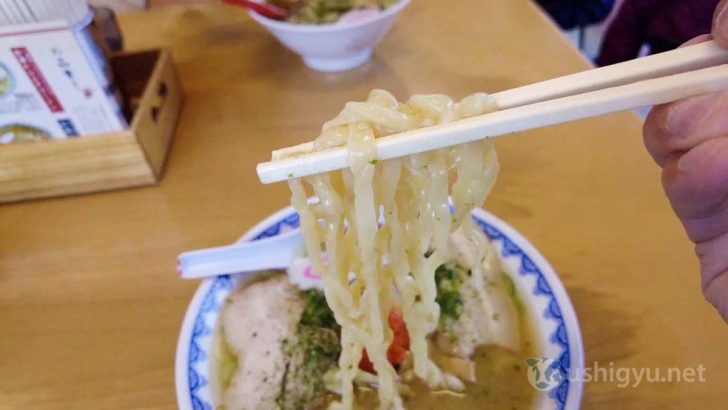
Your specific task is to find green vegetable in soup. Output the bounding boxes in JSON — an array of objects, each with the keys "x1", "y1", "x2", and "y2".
[
  {"x1": 299, "y1": 289, "x2": 340, "y2": 331},
  {"x1": 435, "y1": 263, "x2": 467, "y2": 324},
  {"x1": 277, "y1": 289, "x2": 341, "y2": 409}
]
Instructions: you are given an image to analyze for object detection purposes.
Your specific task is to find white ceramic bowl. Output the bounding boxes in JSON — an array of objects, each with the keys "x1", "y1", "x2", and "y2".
[
  {"x1": 248, "y1": 0, "x2": 410, "y2": 72},
  {"x1": 175, "y1": 206, "x2": 585, "y2": 410}
]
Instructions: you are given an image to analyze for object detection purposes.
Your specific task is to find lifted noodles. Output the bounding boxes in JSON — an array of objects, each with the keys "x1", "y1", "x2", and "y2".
[{"x1": 287, "y1": 90, "x2": 500, "y2": 409}]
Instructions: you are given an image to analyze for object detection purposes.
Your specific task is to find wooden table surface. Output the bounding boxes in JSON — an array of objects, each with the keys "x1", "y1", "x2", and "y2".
[{"x1": 2, "y1": 1, "x2": 727, "y2": 409}]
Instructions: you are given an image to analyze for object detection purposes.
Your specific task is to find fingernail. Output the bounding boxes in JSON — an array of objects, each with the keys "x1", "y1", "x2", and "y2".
[{"x1": 665, "y1": 95, "x2": 714, "y2": 136}]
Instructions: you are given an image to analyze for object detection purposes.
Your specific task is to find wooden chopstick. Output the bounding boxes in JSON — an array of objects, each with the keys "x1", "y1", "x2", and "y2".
[
  {"x1": 493, "y1": 40, "x2": 728, "y2": 109},
  {"x1": 269, "y1": 41, "x2": 728, "y2": 162},
  {"x1": 257, "y1": 41, "x2": 728, "y2": 184}
]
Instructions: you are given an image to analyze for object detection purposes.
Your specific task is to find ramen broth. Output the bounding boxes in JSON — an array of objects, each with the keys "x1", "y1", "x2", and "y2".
[
  {"x1": 353, "y1": 344, "x2": 537, "y2": 409},
  {"x1": 216, "y1": 274, "x2": 540, "y2": 409}
]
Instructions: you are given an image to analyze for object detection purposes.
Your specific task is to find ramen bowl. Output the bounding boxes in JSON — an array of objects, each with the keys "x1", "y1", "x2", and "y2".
[
  {"x1": 175, "y1": 206, "x2": 584, "y2": 409},
  {"x1": 248, "y1": 0, "x2": 410, "y2": 72}
]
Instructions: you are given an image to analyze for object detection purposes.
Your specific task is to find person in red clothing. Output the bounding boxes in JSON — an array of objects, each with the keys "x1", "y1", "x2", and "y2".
[
  {"x1": 643, "y1": 0, "x2": 728, "y2": 322},
  {"x1": 596, "y1": 0, "x2": 720, "y2": 66}
]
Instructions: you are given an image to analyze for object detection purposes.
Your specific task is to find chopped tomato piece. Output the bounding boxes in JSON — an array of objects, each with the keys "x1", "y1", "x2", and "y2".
[
  {"x1": 359, "y1": 350, "x2": 375, "y2": 373},
  {"x1": 359, "y1": 310, "x2": 410, "y2": 374}
]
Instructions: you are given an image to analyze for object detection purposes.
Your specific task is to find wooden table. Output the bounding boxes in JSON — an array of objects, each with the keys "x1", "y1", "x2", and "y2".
[{"x1": 2, "y1": 1, "x2": 726, "y2": 408}]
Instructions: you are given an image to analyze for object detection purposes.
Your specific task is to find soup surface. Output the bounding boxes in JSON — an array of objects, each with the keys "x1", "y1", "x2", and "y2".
[
  {"x1": 214, "y1": 269, "x2": 539, "y2": 410},
  {"x1": 354, "y1": 344, "x2": 536, "y2": 409}
]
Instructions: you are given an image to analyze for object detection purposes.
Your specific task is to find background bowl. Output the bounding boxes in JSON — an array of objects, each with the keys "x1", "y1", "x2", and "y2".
[
  {"x1": 175, "y1": 206, "x2": 584, "y2": 410},
  {"x1": 248, "y1": 0, "x2": 410, "y2": 72}
]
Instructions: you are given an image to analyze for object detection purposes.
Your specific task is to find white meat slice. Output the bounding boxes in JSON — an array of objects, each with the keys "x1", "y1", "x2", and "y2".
[
  {"x1": 222, "y1": 274, "x2": 306, "y2": 410},
  {"x1": 437, "y1": 229, "x2": 521, "y2": 357}
]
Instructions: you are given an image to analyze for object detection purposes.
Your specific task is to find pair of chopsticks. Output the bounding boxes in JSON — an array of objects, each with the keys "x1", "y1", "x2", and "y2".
[{"x1": 257, "y1": 41, "x2": 728, "y2": 184}]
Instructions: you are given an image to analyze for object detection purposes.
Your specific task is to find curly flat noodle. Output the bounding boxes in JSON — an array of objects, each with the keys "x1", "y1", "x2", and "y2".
[{"x1": 287, "y1": 90, "x2": 499, "y2": 409}]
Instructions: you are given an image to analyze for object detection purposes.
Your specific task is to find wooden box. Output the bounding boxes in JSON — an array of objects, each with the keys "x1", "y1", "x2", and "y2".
[{"x1": 0, "y1": 49, "x2": 183, "y2": 203}]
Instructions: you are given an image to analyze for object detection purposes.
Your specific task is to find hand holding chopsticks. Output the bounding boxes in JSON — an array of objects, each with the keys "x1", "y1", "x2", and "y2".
[{"x1": 257, "y1": 41, "x2": 728, "y2": 184}]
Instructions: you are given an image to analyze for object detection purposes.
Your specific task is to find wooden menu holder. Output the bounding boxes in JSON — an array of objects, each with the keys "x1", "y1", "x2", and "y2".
[{"x1": 0, "y1": 48, "x2": 184, "y2": 203}]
